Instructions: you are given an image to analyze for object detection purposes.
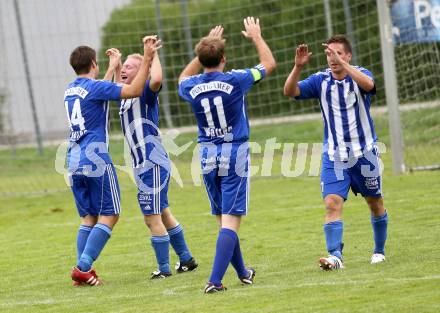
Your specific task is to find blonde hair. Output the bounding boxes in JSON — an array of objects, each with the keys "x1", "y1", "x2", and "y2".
[{"x1": 126, "y1": 53, "x2": 143, "y2": 62}]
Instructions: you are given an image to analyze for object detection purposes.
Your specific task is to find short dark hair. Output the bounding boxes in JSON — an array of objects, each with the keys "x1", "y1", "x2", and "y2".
[
  {"x1": 195, "y1": 37, "x2": 225, "y2": 68},
  {"x1": 69, "y1": 46, "x2": 96, "y2": 75},
  {"x1": 326, "y1": 34, "x2": 352, "y2": 54}
]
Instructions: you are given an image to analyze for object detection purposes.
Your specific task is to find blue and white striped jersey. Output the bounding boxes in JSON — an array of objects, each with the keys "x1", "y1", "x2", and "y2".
[
  {"x1": 64, "y1": 78, "x2": 122, "y2": 170},
  {"x1": 119, "y1": 81, "x2": 169, "y2": 169},
  {"x1": 295, "y1": 67, "x2": 377, "y2": 160},
  {"x1": 178, "y1": 65, "x2": 266, "y2": 144}
]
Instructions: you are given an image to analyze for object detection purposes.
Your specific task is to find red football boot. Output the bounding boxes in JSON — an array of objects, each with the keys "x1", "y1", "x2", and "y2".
[
  {"x1": 72, "y1": 269, "x2": 98, "y2": 286},
  {"x1": 71, "y1": 267, "x2": 102, "y2": 286}
]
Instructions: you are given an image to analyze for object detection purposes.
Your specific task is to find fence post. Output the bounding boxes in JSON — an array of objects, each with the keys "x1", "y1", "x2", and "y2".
[
  {"x1": 342, "y1": 0, "x2": 358, "y2": 65},
  {"x1": 13, "y1": 0, "x2": 44, "y2": 155},
  {"x1": 323, "y1": 0, "x2": 333, "y2": 38},
  {"x1": 377, "y1": 0, "x2": 405, "y2": 174},
  {"x1": 155, "y1": 0, "x2": 174, "y2": 128},
  {"x1": 180, "y1": 0, "x2": 194, "y2": 60}
]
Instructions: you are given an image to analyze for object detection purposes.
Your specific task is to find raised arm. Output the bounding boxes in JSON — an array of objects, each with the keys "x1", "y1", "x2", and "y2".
[
  {"x1": 120, "y1": 37, "x2": 162, "y2": 99},
  {"x1": 241, "y1": 17, "x2": 276, "y2": 76},
  {"x1": 178, "y1": 25, "x2": 224, "y2": 83},
  {"x1": 103, "y1": 48, "x2": 121, "y2": 81},
  {"x1": 323, "y1": 43, "x2": 375, "y2": 92},
  {"x1": 114, "y1": 57, "x2": 122, "y2": 83},
  {"x1": 178, "y1": 57, "x2": 201, "y2": 83},
  {"x1": 283, "y1": 44, "x2": 312, "y2": 97},
  {"x1": 149, "y1": 51, "x2": 163, "y2": 92}
]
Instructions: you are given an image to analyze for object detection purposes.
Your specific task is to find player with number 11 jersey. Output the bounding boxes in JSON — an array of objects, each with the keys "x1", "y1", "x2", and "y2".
[
  {"x1": 179, "y1": 64, "x2": 266, "y2": 145},
  {"x1": 178, "y1": 18, "x2": 276, "y2": 293}
]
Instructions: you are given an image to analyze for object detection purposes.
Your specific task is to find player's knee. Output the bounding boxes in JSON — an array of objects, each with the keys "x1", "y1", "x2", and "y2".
[
  {"x1": 366, "y1": 197, "x2": 384, "y2": 214},
  {"x1": 82, "y1": 215, "x2": 98, "y2": 226},
  {"x1": 107, "y1": 215, "x2": 119, "y2": 229},
  {"x1": 161, "y1": 210, "x2": 177, "y2": 228},
  {"x1": 324, "y1": 196, "x2": 343, "y2": 215},
  {"x1": 160, "y1": 207, "x2": 171, "y2": 221},
  {"x1": 97, "y1": 214, "x2": 119, "y2": 229},
  {"x1": 112, "y1": 215, "x2": 120, "y2": 224},
  {"x1": 144, "y1": 215, "x2": 161, "y2": 229}
]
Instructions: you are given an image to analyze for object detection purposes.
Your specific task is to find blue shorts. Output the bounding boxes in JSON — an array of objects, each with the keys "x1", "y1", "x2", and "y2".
[
  {"x1": 70, "y1": 164, "x2": 121, "y2": 217},
  {"x1": 200, "y1": 142, "x2": 249, "y2": 216},
  {"x1": 321, "y1": 147, "x2": 382, "y2": 200},
  {"x1": 134, "y1": 164, "x2": 170, "y2": 215}
]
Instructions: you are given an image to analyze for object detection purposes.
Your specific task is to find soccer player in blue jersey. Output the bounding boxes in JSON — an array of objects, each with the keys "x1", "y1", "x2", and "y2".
[
  {"x1": 283, "y1": 35, "x2": 388, "y2": 270},
  {"x1": 65, "y1": 36, "x2": 161, "y2": 286},
  {"x1": 105, "y1": 40, "x2": 197, "y2": 279},
  {"x1": 178, "y1": 18, "x2": 276, "y2": 293}
]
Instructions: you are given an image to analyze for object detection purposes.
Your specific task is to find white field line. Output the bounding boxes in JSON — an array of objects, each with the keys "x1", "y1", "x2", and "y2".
[
  {"x1": 1, "y1": 101, "x2": 439, "y2": 150},
  {"x1": 2, "y1": 274, "x2": 440, "y2": 307}
]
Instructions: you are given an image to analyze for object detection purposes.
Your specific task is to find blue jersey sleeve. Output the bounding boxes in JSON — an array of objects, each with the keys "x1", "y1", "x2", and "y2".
[
  {"x1": 359, "y1": 67, "x2": 376, "y2": 95},
  {"x1": 295, "y1": 73, "x2": 322, "y2": 100},
  {"x1": 230, "y1": 64, "x2": 266, "y2": 93},
  {"x1": 89, "y1": 80, "x2": 122, "y2": 101},
  {"x1": 141, "y1": 80, "x2": 160, "y2": 104},
  {"x1": 178, "y1": 77, "x2": 194, "y2": 102}
]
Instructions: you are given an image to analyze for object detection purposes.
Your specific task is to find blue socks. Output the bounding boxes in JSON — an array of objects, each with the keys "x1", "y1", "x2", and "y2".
[
  {"x1": 168, "y1": 224, "x2": 192, "y2": 263},
  {"x1": 323, "y1": 220, "x2": 344, "y2": 259},
  {"x1": 371, "y1": 212, "x2": 388, "y2": 254},
  {"x1": 323, "y1": 212, "x2": 388, "y2": 259},
  {"x1": 77, "y1": 223, "x2": 112, "y2": 272},
  {"x1": 209, "y1": 228, "x2": 238, "y2": 286},
  {"x1": 230, "y1": 237, "x2": 248, "y2": 278},
  {"x1": 76, "y1": 225, "x2": 92, "y2": 262},
  {"x1": 151, "y1": 234, "x2": 171, "y2": 273}
]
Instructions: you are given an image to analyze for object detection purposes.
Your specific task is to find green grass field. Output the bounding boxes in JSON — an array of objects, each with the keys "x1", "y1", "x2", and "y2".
[{"x1": 1, "y1": 111, "x2": 440, "y2": 312}]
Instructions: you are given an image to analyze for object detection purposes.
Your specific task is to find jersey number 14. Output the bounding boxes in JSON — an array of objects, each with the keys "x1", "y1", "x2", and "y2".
[{"x1": 65, "y1": 98, "x2": 85, "y2": 131}]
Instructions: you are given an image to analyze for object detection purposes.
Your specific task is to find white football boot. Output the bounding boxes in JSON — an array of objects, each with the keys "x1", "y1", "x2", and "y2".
[{"x1": 371, "y1": 253, "x2": 386, "y2": 264}]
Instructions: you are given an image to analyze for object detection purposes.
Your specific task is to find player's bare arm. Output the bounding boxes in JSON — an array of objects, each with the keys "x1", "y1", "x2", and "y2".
[
  {"x1": 283, "y1": 44, "x2": 312, "y2": 97},
  {"x1": 178, "y1": 25, "x2": 224, "y2": 83},
  {"x1": 114, "y1": 55, "x2": 122, "y2": 83},
  {"x1": 242, "y1": 17, "x2": 276, "y2": 76},
  {"x1": 178, "y1": 57, "x2": 202, "y2": 83},
  {"x1": 149, "y1": 51, "x2": 162, "y2": 92},
  {"x1": 121, "y1": 36, "x2": 162, "y2": 99},
  {"x1": 323, "y1": 43, "x2": 375, "y2": 92},
  {"x1": 103, "y1": 48, "x2": 121, "y2": 81}
]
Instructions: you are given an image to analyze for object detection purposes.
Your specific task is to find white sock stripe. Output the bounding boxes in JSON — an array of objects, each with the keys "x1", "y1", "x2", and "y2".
[{"x1": 168, "y1": 224, "x2": 182, "y2": 236}]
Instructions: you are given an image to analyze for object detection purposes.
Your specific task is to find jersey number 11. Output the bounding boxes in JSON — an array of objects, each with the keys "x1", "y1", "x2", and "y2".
[{"x1": 201, "y1": 96, "x2": 227, "y2": 129}]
